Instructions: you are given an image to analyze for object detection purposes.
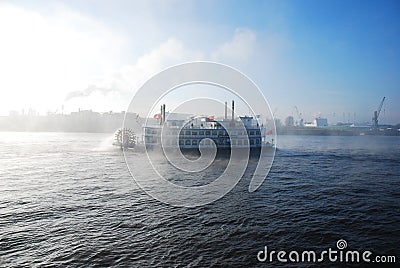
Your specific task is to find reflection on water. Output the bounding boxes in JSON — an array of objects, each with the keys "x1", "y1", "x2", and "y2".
[{"x1": 0, "y1": 133, "x2": 399, "y2": 266}]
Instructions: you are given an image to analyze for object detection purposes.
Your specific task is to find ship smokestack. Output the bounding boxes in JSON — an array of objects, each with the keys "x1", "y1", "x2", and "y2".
[
  {"x1": 160, "y1": 105, "x2": 163, "y2": 125},
  {"x1": 231, "y1": 100, "x2": 235, "y2": 121},
  {"x1": 162, "y1": 104, "x2": 166, "y2": 124},
  {"x1": 225, "y1": 101, "x2": 227, "y2": 120}
]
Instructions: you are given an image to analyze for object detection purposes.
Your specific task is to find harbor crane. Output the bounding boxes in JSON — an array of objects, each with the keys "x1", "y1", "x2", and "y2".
[
  {"x1": 372, "y1": 97, "x2": 385, "y2": 129},
  {"x1": 292, "y1": 106, "x2": 304, "y2": 126}
]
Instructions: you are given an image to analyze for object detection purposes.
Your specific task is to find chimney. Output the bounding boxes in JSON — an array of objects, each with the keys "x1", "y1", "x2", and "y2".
[
  {"x1": 224, "y1": 101, "x2": 227, "y2": 120},
  {"x1": 160, "y1": 105, "x2": 163, "y2": 125},
  {"x1": 231, "y1": 100, "x2": 235, "y2": 121},
  {"x1": 162, "y1": 104, "x2": 166, "y2": 124}
]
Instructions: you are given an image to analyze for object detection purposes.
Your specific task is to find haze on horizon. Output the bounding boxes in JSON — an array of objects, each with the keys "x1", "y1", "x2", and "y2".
[{"x1": 0, "y1": 0, "x2": 399, "y2": 124}]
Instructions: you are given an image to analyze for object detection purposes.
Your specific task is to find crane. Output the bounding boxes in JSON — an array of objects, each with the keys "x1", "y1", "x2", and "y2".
[
  {"x1": 372, "y1": 97, "x2": 385, "y2": 129},
  {"x1": 293, "y1": 106, "x2": 303, "y2": 126}
]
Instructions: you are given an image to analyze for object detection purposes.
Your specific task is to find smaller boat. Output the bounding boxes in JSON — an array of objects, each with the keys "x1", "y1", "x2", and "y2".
[{"x1": 113, "y1": 128, "x2": 136, "y2": 149}]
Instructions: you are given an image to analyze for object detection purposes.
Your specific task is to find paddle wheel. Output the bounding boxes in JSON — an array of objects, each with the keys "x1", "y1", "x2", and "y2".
[{"x1": 113, "y1": 128, "x2": 136, "y2": 148}]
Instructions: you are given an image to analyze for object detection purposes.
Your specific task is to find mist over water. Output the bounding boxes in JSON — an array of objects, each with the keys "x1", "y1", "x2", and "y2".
[{"x1": 0, "y1": 132, "x2": 399, "y2": 266}]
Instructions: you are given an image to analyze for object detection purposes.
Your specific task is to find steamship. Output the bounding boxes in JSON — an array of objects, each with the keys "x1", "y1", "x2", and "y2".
[{"x1": 132, "y1": 101, "x2": 275, "y2": 154}]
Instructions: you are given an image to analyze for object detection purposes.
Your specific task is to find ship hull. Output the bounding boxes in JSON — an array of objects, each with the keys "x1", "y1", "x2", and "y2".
[{"x1": 130, "y1": 144, "x2": 274, "y2": 157}]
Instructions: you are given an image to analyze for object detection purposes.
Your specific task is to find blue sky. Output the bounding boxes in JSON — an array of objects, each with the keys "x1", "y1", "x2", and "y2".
[{"x1": 0, "y1": 0, "x2": 399, "y2": 124}]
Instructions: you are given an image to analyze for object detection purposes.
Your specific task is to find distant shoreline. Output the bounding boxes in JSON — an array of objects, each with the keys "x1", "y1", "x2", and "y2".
[
  {"x1": 277, "y1": 126, "x2": 400, "y2": 136},
  {"x1": 1, "y1": 129, "x2": 399, "y2": 137},
  {"x1": 1, "y1": 110, "x2": 399, "y2": 136}
]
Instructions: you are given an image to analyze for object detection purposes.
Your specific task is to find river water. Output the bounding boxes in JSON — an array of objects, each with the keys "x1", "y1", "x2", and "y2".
[{"x1": 0, "y1": 132, "x2": 399, "y2": 267}]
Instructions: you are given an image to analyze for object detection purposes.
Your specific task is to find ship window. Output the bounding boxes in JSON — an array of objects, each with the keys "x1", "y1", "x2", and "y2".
[
  {"x1": 249, "y1": 131, "x2": 255, "y2": 136},
  {"x1": 192, "y1": 140, "x2": 198, "y2": 145},
  {"x1": 192, "y1": 131, "x2": 197, "y2": 135},
  {"x1": 256, "y1": 139, "x2": 260, "y2": 144},
  {"x1": 152, "y1": 130, "x2": 157, "y2": 134},
  {"x1": 212, "y1": 130, "x2": 217, "y2": 135},
  {"x1": 218, "y1": 131, "x2": 224, "y2": 135},
  {"x1": 185, "y1": 140, "x2": 191, "y2": 145},
  {"x1": 256, "y1": 130, "x2": 261, "y2": 135},
  {"x1": 199, "y1": 131, "x2": 204, "y2": 135},
  {"x1": 250, "y1": 139, "x2": 255, "y2": 145},
  {"x1": 185, "y1": 130, "x2": 191, "y2": 135},
  {"x1": 205, "y1": 130, "x2": 211, "y2": 135},
  {"x1": 231, "y1": 140, "x2": 236, "y2": 145},
  {"x1": 237, "y1": 140, "x2": 242, "y2": 145},
  {"x1": 179, "y1": 140, "x2": 184, "y2": 145},
  {"x1": 244, "y1": 140, "x2": 248, "y2": 145}
]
